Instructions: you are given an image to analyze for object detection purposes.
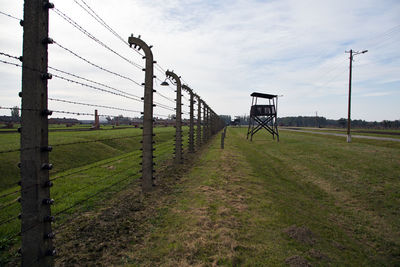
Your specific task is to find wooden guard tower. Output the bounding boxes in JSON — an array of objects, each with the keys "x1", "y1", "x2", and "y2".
[{"x1": 246, "y1": 92, "x2": 279, "y2": 141}]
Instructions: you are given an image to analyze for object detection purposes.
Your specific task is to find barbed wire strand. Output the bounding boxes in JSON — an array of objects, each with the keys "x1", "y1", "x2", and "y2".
[
  {"x1": 0, "y1": 58, "x2": 142, "y2": 104},
  {"x1": 50, "y1": 153, "x2": 136, "y2": 183},
  {"x1": 1, "y1": 106, "x2": 140, "y2": 121},
  {"x1": 0, "y1": 51, "x2": 21, "y2": 61},
  {"x1": 52, "y1": 7, "x2": 143, "y2": 70},
  {"x1": 48, "y1": 65, "x2": 144, "y2": 100},
  {"x1": 52, "y1": 175, "x2": 138, "y2": 236},
  {"x1": 155, "y1": 91, "x2": 175, "y2": 104},
  {"x1": 53, "y1": 171, "x2": 136, "y2": 217},
  {"x1": 0, "y1": 10, "x2": 21, "y2": 21},
  {"x1": 53, "y1": 166, "x2": 134, "y2": 202},
  {"x1": 51, "y1": 73, "x2": 143, "y2": 103},
  {"x1": 73, "y1": 0, "x2": 126, "y2": 46},
  {"x1": 53, "y1": 41, "x2": 142, "y2": 87},
  {"x1": 48, "y1": 97, "x2": 141, "y2": 114},
  {"x1": 0, "y1": 188, "x2": 20, "y2": 200},
  {"x1": 0, "y1": 151, "x2": 139, "y2": 200},
  {"x1": 71, "y1": 0, "x2": 145, "y2": 60},
  {"x1": 0, "y1": 215, "x2": 19, "y2": 227},
  {"x1": 0, "y1": 198, "x2": 19, "y2": 211}
]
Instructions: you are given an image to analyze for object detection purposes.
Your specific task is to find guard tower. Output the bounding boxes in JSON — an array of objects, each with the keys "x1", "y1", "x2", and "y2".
[{"x1": 246, "y1": 92, "x2": 279, "y2": 141}]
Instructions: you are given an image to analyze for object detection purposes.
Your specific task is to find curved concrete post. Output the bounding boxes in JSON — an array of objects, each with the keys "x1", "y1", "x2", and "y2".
[
  {"x1": 128, "y1": 35, "x2": 154, "y2": 192},
  {"x1": 196, "y1": 94, "x2": 201, "y2": 148},
  {"x1": 166, "y1": 70, "x2": 182, "y2": 163},
  {"x1": 182, "y1": 85, "x2": 194, "y2": 153}
]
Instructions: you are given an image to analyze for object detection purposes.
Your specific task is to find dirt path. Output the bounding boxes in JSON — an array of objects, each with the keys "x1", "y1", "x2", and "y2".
[
  {"x1": 281, "y1": 128, "x2": 400, "y2": 142},
  {"x1": 118, "y1": 137, "x2": 255, "y2": 266}
]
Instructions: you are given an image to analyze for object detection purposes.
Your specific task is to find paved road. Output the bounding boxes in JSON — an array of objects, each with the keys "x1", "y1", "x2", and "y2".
[{"x1": 281, "y1": 128, "x2": 400, "y2": 142}]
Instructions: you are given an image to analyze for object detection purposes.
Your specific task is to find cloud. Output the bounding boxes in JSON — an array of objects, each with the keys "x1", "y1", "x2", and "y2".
[{"x1": 0, "y1": 0, "x2": 399, "y2": 121}]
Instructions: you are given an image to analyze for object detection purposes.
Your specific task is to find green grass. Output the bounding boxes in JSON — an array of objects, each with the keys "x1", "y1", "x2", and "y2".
[
  {"x1": 124, "y1": 127, "x2": 400, "y2": 266},
  {"x1": 232, "y1": 129, "x2": 400, "y2": 265},
  {"x1": 0, "y1": 125, "x2": 191, "y2": 265}
]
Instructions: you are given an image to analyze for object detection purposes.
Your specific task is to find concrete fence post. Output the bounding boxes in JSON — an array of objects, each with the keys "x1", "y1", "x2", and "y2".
[
  {"x1": 209, "y1": 108, "x2": 212, "y2": 137},
  {"x1": 166, "y1": 70, "x2": 182, "y2": 163},
  {"x1": 221, "y1": 132, "x2": 225, "y2": 149},
  {"x1": 128, "y1": 35, "x2": 155, "y2": 192},
  {"x1": 20, "y1": 0, "x2": 54, "y2": 266},
  {"x1": 204, "y1": 105, "x2": 209, "y2": 141},
  {"x1": 202, "y1": 101, "x2": 206, "y2": 143},
  {"x1": 182, "y1": 85, "x2": 194, "y2": 153},
  {"x1": 196, "y1": 95, "x2": 201, "y2": 149}
]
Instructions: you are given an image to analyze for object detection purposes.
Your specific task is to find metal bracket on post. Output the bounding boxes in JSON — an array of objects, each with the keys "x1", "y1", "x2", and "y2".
[
  {"x1": 20, "y1": 0, "x2": 54, "y2": 266},
  {"x1": 128, "y1": 34, "x2": 154, "y2": 192},
  {"x1": 182, "y1": 85, "x2": 194, "y2": 153},
  {"x1": 196, "y1": 94, "x2": 201, "y2": 149},
  {"x1": 166, "y1": 70, "x2": 182, "y2": 163}
]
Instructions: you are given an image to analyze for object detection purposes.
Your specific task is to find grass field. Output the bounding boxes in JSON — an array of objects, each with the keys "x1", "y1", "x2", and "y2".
[
  {"x1": 281, "y1": 126, "x2": 400, "y2": 139},
  {"x1": 119, "y1": 127, "x2": 400, "y2": 266},
  {"x1": 1, "y1": 126, "x2": 399, "y2": 265},
  {"x1": 0, "y1": 126, "x2": 189, "y2": 265}
]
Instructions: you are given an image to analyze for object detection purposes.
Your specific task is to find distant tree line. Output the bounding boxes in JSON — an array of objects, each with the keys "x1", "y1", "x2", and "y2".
[
  {"x1": 219, "y1": 115, "x2": 232, "y2": 125},
  {"x1": 278, "y1": 116, "x2": 400, "y2": 129},
  {"x1": 220, "y1": 114, "x2": 400, "y2": 129}
]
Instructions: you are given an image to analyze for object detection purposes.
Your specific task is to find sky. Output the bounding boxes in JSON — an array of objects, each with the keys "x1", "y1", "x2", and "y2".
[{"x1": 0, "y1": 0, "x2": 399, "y2": 121}]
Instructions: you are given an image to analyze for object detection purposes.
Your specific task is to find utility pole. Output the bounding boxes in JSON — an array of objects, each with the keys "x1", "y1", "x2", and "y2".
[{"x1": 345, "y1": 49, "x2": 368, "y2": 143}]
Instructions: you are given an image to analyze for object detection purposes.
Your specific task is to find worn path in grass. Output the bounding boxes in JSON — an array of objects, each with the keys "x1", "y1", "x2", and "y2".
[
  {"x1": 281, "y1": 128, "x2": 400, "y2": 142},
  {"x1": 122, "y1": 127, "x2": 400, "y2": 266}
]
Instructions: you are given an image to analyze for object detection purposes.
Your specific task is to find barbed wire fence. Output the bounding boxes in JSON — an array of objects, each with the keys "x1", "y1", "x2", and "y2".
[{"x1": 0, "y1": 0, "x2": 225, "y2": 266}]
